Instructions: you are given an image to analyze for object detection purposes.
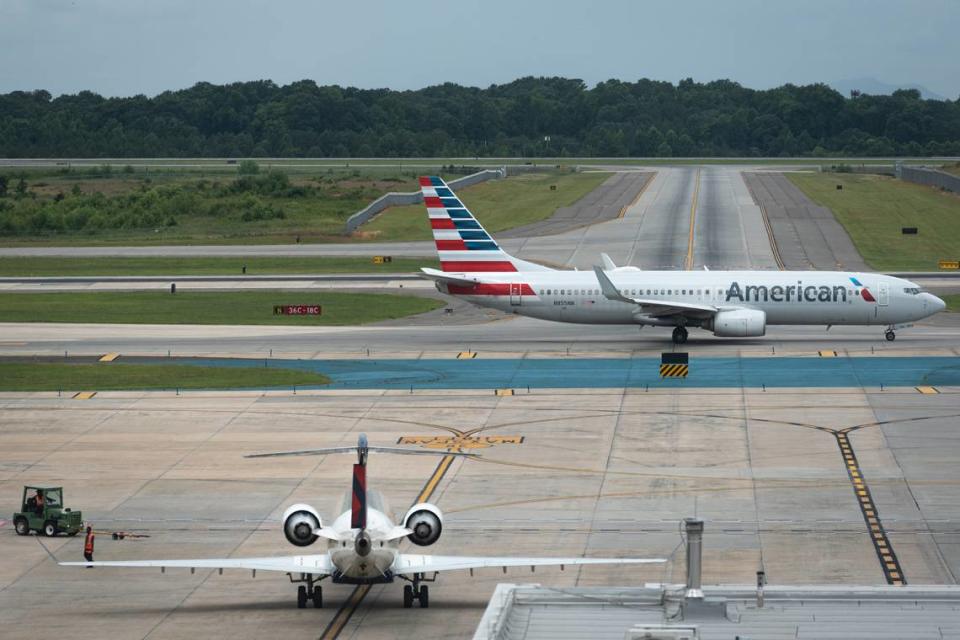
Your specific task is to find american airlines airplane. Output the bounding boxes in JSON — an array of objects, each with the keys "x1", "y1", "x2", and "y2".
[
  {"x1": 418, "y1": 176, "x2": 946, "y2": 344},
  {"x1": 62, "y1": 435, "x2": 663, "y2": 609}
]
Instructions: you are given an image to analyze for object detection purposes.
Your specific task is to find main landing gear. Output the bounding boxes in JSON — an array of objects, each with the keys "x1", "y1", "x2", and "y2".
[
  {"x1": 291, "y1": 573, "x2": 323, "y2": 609},
  {"x1": 672, "y1": 326, "x2": 689, "y2": 345},
  {"x1": 885, "y1": 328, "x2": 896, "y2": 342},
  {"x1": 401, "y1": 573, "x2": 432, "y2": 608}
]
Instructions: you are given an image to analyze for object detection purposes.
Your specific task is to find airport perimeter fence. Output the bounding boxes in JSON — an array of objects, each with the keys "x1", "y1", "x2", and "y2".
[{"x1": 897, "y1": 165, "x2": 960, "y2": 194}]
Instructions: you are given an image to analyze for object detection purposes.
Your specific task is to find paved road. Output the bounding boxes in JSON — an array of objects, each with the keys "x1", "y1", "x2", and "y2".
[{"x1": 743, "y1": 172, "x2": 870, "y2": 271}]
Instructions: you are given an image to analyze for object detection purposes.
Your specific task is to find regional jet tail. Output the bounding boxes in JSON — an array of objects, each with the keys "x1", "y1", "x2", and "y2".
[
  {"x1": 417, "y1": 176, "x2": 945, "y2": 344},
  {"x1": 61, "y1": 434, "x2": 663, "y2": 610}
]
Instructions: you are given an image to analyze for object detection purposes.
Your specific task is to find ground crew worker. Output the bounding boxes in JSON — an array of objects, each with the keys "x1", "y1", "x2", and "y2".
[
  {"x1": 34, "y1": 489, "x2": 44, "y2": 516},
  {"x1": 83, "y1": 526, "x2": 95, "y2": 566}
]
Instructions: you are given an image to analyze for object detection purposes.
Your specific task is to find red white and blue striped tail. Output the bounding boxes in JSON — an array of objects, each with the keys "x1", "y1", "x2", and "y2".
[{"x1": 420, "y1": 176, "x2": 550, "y2": 273}]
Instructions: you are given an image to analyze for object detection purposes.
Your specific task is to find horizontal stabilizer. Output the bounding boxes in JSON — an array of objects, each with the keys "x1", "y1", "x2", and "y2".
[
  {"x1": 314, "y1": 527, "x2": 343, "y2": 541},
  {"x1": 419, "y1": 267, "x2": 482, "y2": 287},
  {"x1": 246, "y1": 445, "x2": 477, "y2": 459}
]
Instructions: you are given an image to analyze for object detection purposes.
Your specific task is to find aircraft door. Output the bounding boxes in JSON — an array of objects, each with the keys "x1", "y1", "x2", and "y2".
[
  {"x1": 878, "y1": 282, "x2": 889, "y2": 306},
  {"x1": 509, "y1": 283, "x2": 522, "y2": 306}
]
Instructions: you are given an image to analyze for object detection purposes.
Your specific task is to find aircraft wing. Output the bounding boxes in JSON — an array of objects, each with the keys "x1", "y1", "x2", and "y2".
[
  {"x1": 60, "y1": 554, "x2": 334, "y2": 575},
  {"x1": 594, "y1": 266, "x2": 716, "y2": 318},
  {"x1": 420, "y1": 267, "x2": 482, "y2": 287},
  {"x1": 392, "y1": 553, "x2": 665, "y2": 575}
]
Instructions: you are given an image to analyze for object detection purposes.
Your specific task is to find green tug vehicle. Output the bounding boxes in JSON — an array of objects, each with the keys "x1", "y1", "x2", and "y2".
[{"x1": 13, "y1": 486, "x2": 83, "y2": 537}]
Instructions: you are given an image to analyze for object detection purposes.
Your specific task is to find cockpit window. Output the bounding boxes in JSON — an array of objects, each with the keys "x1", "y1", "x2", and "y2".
[{"x1": 904, "y1": 287, "x2": 922, "y2": 295}]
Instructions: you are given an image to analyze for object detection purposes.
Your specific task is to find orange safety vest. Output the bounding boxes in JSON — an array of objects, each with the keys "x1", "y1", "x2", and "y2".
[{"x1": 84, "y1": 532, "x2": 95, "y2": 554}]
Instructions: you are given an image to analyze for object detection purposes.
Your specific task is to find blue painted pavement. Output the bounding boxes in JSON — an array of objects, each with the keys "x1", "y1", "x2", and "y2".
[{"x1": 158, "y1": 356, "x2": 960, "y2": 390}]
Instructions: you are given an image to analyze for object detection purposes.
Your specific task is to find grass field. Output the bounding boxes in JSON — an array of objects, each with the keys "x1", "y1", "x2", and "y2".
[
  {"x1": 0, "y1": 361, "x2": 330, "y2": 391},
  {"x1": 787, "y1": 172, "x2": 960, "y2": 271},
  {"x1": 0, "y1": 256, "x2": 435, "y2": 276},
  {"x1": 0, "y1": 290, "x2": 443, "y2": 325},
  {"x1": 362, "y1": 171, "x2": 610, "y2": 241},
  {"x1": 943, "y1": 295, "x2": 960, "y2": 312}
]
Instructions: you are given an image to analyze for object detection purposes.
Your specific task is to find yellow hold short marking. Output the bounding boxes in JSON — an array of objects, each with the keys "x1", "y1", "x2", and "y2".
[
  {"x1": 495, "y1": 388, "x2": 515, "y2": 396},
  {"x1": 659, "y1": 363, "x2": 689, "y2": 378},
  {"x1": 819, "y1": 350, "x2": 838, "y2": 357},
  {"x1": 73, "y1": 391, "x2": 97, "y2": 400},
  {"x1": 457, "y1": 351, "x2": 477, "y2": 359},
  {"x1": 916, "y1": 386, "x2": 939, "y2": 394},
  {"x1": 99, "y1": 353, "x2": 120, "y2": 362}
]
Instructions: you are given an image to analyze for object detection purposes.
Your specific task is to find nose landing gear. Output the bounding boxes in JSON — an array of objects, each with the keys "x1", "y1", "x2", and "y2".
[{"x1": 672, "y1": 326, "x2": 689, "y2": 345}]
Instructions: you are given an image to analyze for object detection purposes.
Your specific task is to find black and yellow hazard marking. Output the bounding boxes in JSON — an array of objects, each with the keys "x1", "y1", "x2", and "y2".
[
  {"x1": 659, "y1": 363, "x2": 689, "y2": 378},
  {"x1": 916, "y1": 386, "x2": 940, "y2": 394},
  {"x1": 661, "y1": 352, "x2": 689, "y2": 377},
  {"x1": 399, "y1": 435, "x2": 523, "y2": 453},
  {"x1": 72, "y1": 391, "x2": 97, "y2": 399},
  {"x1": 320, "y1": 440, "x2": 463, "y2": 639},
  {"x1": 835, "y1": 431, "x2": 906, "y2": 585},
  {"x1": 819, "y1": 350, "x2": 838, "y2": 357},
  {"x1": 98, "y1": 353, "x2": 120, "y2": 362},
  {"x1": 495, "y1": 388, "x2": 514, "y2": 396},
  {"x1": 456, "y1": 351, "x2": 477, "y2": 359}
]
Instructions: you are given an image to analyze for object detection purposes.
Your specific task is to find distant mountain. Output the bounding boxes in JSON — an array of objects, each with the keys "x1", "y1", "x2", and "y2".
[{"x1": 830, "y1": 77, "x2": 948, "y2": 101}]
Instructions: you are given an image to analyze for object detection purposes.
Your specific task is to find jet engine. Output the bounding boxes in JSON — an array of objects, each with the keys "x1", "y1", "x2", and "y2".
[
  {"x1": 705, "y1": 309, "x2": 766, "y2": 337},
  {"x1": 281, "y1": 503, "x2": 321, "y2": 547},
  {"x1": 403, "y1": 503, "x2": 443, "y2": 547}
]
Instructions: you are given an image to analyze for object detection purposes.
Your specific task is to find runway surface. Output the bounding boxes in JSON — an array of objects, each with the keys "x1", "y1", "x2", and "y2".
[{"x1": 744, "y1": 172, "x2": 871, "y2": 271}]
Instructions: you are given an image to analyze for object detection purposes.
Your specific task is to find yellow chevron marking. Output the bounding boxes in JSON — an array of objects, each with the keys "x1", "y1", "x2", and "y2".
[{"x1": 399, "y1": 435, "x2": 523, "y2": 453}]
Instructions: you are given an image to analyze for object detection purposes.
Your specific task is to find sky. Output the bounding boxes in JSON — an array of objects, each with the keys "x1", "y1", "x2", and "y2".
[{"x1": 1, "y1": 0, "x2": 958, "y2": 99}]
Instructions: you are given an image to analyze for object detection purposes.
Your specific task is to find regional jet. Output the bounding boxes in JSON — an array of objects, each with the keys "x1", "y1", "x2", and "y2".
[
  {"x1": 418, "y1": 176, "x2": 945, "y2": 343},
  {"x1": 61, "y1": 434, "x2": 663, "y2": 609}
]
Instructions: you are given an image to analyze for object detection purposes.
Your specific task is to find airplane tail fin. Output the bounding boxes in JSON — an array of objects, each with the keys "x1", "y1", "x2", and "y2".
[
  {"x1": 351, "y1": 462, "x2": 366, "y2": 529},
  {"x1": 419, "y1": 176, "x2": 550, "y2": 273}
]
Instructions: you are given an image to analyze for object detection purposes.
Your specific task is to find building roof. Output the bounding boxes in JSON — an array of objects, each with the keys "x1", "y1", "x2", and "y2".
[{"x1": 474, "y1": 584, "x2": 960, "y2": 640}]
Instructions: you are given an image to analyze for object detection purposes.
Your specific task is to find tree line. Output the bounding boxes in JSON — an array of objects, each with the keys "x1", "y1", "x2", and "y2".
[{"x1": 1, "y1": 77, "x2": 958, "y2": 158}]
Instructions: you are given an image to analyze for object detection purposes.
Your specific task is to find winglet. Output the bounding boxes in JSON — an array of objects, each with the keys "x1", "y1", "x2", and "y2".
[
  {"x1": 601, "y1": 253, "x2": 617, "y2": 270},
  {"x1": 593, "y1": 266, "x2": 634, "y2": 304}
]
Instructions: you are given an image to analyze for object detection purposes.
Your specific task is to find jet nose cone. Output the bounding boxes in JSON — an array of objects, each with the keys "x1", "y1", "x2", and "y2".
[{"x1": 924, "y1": 293, "x2": 946, "y2": 313}]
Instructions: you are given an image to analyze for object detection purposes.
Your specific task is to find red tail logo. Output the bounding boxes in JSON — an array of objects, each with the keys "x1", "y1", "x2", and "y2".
[{"x1": 351, "y1": 463, "x2": 367, "y2": 529}]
